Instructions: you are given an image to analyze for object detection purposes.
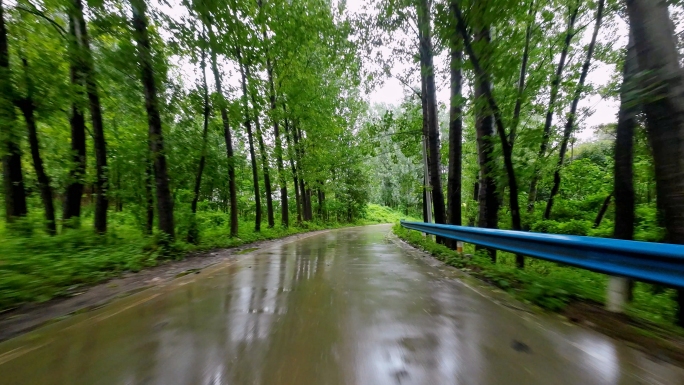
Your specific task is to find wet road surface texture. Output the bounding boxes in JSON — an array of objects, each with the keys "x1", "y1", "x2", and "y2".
[{"x1": 1, "y1": 224, "x2": 684, "y2": 385}]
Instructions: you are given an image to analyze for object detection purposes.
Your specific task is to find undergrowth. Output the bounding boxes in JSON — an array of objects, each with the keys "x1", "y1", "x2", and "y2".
[{"x1": 394, "y1": 224, "x2": 679, "y2": 326}]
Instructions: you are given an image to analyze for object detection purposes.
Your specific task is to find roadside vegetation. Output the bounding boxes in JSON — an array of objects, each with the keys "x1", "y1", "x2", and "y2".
[
  {"x1": 0, "y1": 204, "x2": 396, "y2": 312},
  {"x1": 394, "y1": 224, "x2": 678, "y2": 326}
]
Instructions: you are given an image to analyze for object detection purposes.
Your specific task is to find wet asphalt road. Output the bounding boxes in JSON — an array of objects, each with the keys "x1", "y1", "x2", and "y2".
[{"x1": 1, "y1": 224, "x2": 684, "y2": 385}]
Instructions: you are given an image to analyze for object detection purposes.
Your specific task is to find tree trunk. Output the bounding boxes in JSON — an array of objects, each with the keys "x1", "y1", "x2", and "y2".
[
  {"x1": 16, "y1": 55, "x2": 52, "y2": 232},
  {"x1": 145, "y1": 160, "x2": 154, "y2": 235},
  {"x1": 0, "y1": 0, "x2": 27, "y2": 224},
  {"x1": 420, "y1": 57, "x2": 432, "y2": 225},
  {"x1": 447, "y1": 7, "x2": 462, "y2": 233},
  {"x1": 63, "y1": 12, "x2": 87, "y2": 226},
  {"x1": 247, "y1": 70, "x2": 274, "y2": 228},
  {"x1": 258, "y1": 0, "x2": 288, "y2": 228},
  {"x1": 475, "y1": 79, "x2": 499, "y2": 262},
  {"x1": 207, "y1": 24, "x2": 238, "y2": 237},
  {"x1": 593, "y1": 193, "x2": 612, "y2": 228},
  {"x1": 626, "y1": 0, "x2": 684, "y2": 325},
  {"x1": 236, "y1": 49, "x2": 262, "y2": 232},
  {"x1": 71, "y1": 0, "x2": 108, "y2": 234},
  {"x1": 417, "y1": 0, "x2": 446, "y2": 228},
  {"x1": 528, "y1": 3, "x2": 579, "y2": 212},
  {"x1": 453, "y1": 1, "x2": 523, "y2": 266},
  {"x1": 545, "y1": 0, "x2": 605, "y2": 219},
  {"x1": 19, "y1": 98, "x2": 55, "y2": 234},
  {"x1": 318, "y1": 187, "x2": 325, "y2": 219},
  {"x1": 284, "y1": 114, "x2": 302, "y2": 223},
  {"x1": 509, "y1": 0, "x2": 535, "y2": 146},
  {"x1": 293, "y1": 125, "x2": 309, "y2": 221},
  {"x1": 190, "y1": 43, "x2": 210, "y2": 216},
  {"x1": 614, "y1": 33, "x2": 637, "y2": 241},
  {"x1": 267, "y1": 66, "x2": 288, "y2": 228},
  {"x1": 131, "y1": 0, "x2": 174, "y2": 239}
]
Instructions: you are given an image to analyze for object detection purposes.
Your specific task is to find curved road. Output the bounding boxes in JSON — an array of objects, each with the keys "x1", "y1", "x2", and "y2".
[{"x1": 1, "y1": 224, "x2": 683, "y2": 384}]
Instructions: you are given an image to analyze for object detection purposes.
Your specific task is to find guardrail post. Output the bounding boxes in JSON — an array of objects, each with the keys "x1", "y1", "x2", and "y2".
[{"x1": 606, "y1": 276, "x2": 629, "y2": 313}]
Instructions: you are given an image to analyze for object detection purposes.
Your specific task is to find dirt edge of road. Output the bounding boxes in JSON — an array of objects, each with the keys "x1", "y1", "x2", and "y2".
[
  {"x1": 0, "y1": 228, "x2": 333, "y2": 343},
  {"x1": 387, "y1": 231, "x2": 684, "y2": 368}
]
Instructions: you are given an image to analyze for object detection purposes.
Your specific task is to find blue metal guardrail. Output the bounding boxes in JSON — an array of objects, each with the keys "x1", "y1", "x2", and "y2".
[{"x1": 400, "y1": 220, "x2": 684, "y2": 288}]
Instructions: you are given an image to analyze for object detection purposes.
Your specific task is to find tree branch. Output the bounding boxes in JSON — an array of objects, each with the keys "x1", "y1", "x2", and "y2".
[{"x1": 15, "y1": 4, "x2": 66, "y2": 37}]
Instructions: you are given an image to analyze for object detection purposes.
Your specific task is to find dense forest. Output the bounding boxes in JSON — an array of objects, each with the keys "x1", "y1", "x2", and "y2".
[{"x1": 2, "y1": 0, "x2": 684, "y2": 325}]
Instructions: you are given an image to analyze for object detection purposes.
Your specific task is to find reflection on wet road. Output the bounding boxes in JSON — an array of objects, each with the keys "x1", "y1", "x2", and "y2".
[{"x1": 1, "y1": 224, "x2": 684, "y2": 384}]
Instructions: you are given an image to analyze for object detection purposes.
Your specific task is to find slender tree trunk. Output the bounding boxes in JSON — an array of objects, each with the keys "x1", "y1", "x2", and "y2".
[
  {"x1": 187, "y1": 47, "x2": 209, "y2": 244},
  {"x1": 545, "y1": 0, "x2": 605, "y2": 219},
  {"x1": 19, "y1": 99, "x2": 55, "y2": 234},
  {"x1": 626, "y1": 0, "x2": 684, "y2": 325},
  {"x1": 528, "y1": 3, "x2": 579, "y2": 212},
  {"x1": 447, "y1": 7, "x2": 462, "y2": 233},
  {"x1": 131, "y1": 0, "x2": 174, "y2": 239},
  {"x1": 453, "y1": 1, "x2": 523, "y2": 266},
  {"x1": 593, "y1": 193, "x2": 612, "y2": 228},
  {"x1": 475, "y1": 80, "x2": 499, "y2": 262},
  {"x1": 258, "y1": 0, "x2": 287, "y2": 227},
  {"x1": 614, "y1": 33, "x2": 637, "y2": 241},
  {"x1": 417, "y1": 0, "x2": 446, "y2": 228},
  {"x1": 63, "y1": 12, "x2": 87, "y2": 226},
  {"x1": 207, "y1": 24, "x2": 238, "y2": 237},
  {"x1": 190, "y1": 44, "x2": 210, "y2": 216},
  {"x1": 293, "y1": 125, "x2": 309, "y2": 221},
  {"x1": 422, "y1": 186, "x2": 428, "y2": 222},
  {"x1": 247, "y1": 70, "x2": 274, "y2": 228},
  {"x1": 71, "y1": 0, "x2": 108, "y2": 234},
  {"x1": 267, "y1": 66, "x2": 288, "y2": 228},
  {"x1": 236, "y1": 49, "x2": 262, "y2": 232},
  {"x1": 420, "y1": 60, "x2": 431, "y2": 225},
  {"x1": 145, "y1": 160, "x2": 154, "y2": 235},
  {"x1": 509, "y1": 0, "x2": 535, "y2": 146},
  {"x1": 16, "y1": 56, "x2": 53, "y2": 233},
  {"x1": 284, "y1": 114, "x2": 302, "y2": 223},
  {"x1": 0, "y1": 0, "x2": 27, "y2": 223}
]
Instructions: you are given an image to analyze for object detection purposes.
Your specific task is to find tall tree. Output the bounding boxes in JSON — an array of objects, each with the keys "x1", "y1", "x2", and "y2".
[
  {"x1": 0, "y1": 0, "x2": 28, "y2": 223},
  {"x1": 63, "y1": 6, "x2": 88, "y2": 226},
  {"x1": 447, "y1": 0, "x2": 462, "y2": 235},
  {"x1": 417, "y1": 0, "x2": 446, "y2": 228},
  {"x1": 236, "y1": 47, "x2": 262, "y2": 231},
  {"x1": 474, "y1": 80, "x2": 499, "y2": 261},
  {"x1": 545, "y1": 0, "x2": 605, "y2": 219},
  {"x1": 614, "y1": 34, "x2": 637, "y2": 242},
  {"x1": 284, "y1": 114, "x2": 302, "y2": 223},
  {"x1": 130, "y1": 0, "x2": 175, "y2": 239},
  {"x1": 188, "y1": 39, "x2": 210, "y2": 243},
  {"x1": 509, "y1": 0, "x2": 535, "y2": 146},
  {"x1": 248, "y1": 73, "x2": 275, "y2": 228},
  {"x1": 206, "y1": 23, "x2": 238, "y2": 238},
  {"x1": 452, "y1": 0, "x2": 524, "y2": 266},
  {"x1": 17, "y1": 57, "x2": 55, "y2": 234},
  {"x1": 528, "y1": 2, "x2": 579, "y2": 212},
  {"x1": 625, "y1": 0, "x2": 684, "y2": 325},
  {"x1": 71, "y1": 0, "x2": 108, "y2": 233}
]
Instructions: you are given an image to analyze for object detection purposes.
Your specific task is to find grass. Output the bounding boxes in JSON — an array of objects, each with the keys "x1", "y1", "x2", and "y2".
[
  {"x1": 0, "y1": 204, "x2": 397, "y2": 312},
  {"x1": 393, "y1": 223, "x2": 680, "y2": 326}
]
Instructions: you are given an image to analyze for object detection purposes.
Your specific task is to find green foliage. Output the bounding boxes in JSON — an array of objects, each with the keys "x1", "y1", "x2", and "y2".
[{"x1": 363, "y1": 203, "x2": 420, "y2": 223}]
